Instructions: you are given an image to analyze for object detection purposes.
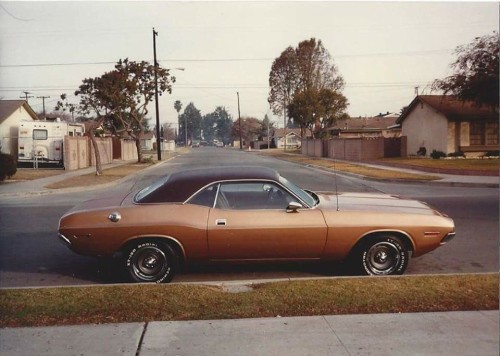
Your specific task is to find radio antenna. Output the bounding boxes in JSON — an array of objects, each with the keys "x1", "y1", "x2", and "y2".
[{"x1": 332, "y1": 149, "x2": 339, "y2": 211}]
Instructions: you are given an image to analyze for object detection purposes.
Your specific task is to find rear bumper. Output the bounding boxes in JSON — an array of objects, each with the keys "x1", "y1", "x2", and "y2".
[{"x1": 58, "y1": 233, "x2": 72, "y2": 248}]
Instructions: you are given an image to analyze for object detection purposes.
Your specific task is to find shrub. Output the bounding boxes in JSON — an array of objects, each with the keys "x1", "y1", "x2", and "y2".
[
  {"x1": 0, "y1": 153, "x2": 17, "y2": 181},
  {"x1": 416, "y1": 146, "x2": 427, "y2": 156},
  {"x1": 140, "y1": 156, "x2": 154, "y2": 164},
  {"x1": 485, "y1": 151, "x2": 499, "y2": 157},
  {"x1": 430, "y1": 150, "x2": 446, "y2": 159},
  {"x1": 448, "y1": 151, "x2": 465, "y2": 158}
]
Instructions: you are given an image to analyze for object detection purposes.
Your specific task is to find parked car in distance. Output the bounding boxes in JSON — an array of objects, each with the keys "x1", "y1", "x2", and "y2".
[{"x1": 58, "y1": 166, "x2": 455, "y2": 283}]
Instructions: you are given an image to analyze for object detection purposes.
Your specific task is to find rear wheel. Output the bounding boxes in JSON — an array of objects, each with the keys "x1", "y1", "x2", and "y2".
[
  {"x1": 126, "y1": 241, "x2": 178, "y2": 283},
  {"x1": 355, "y1": 235, "x2": 409, "y2": 275}
]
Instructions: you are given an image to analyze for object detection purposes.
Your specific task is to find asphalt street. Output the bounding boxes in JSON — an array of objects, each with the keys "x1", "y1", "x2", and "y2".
[{"x1": 0, "y1": 148, "x2": 498, "y2": 287}]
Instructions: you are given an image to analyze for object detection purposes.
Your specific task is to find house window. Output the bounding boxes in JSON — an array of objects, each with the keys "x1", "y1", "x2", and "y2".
[
  {"x1": 485, "y1": 122, "x2": 499, "y2": 145},
  {"x1": 470, "y1": 122, "x2": 499, "y2": 146}
]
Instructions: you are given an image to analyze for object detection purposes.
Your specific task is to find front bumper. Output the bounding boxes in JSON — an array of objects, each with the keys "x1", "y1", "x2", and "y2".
[{"x1": 440, "y1": 232, "x2": 456, "y2": 245}]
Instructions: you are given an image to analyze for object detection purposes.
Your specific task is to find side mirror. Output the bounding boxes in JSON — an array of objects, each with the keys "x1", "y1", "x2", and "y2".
[{"x1": 286, "y1": 202, "x2": 302, "y2": 213}]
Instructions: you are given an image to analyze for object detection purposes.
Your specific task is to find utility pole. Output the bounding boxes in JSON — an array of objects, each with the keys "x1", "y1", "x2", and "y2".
[
  {"x1": 37, "y1": 95, "x2": 50, "y2": 118},
  {"x1": 153, "y1": 28, "x2": 161, "y2": 161},
  {"x1": 20, "y1": 91, "x2": 33, "y2": 103},
  {"x1": 283, "y1": 96, "x2": 287, "y2": 152},
  {"x1": 237, "y1": 92, "x2": 242, "y2": 149},
  {"x1": 185, "y1": 114, "x2": 188, "y2": 148},
  {"x1": 267, "y1": 118, "x2": 270, "y2": 149}
]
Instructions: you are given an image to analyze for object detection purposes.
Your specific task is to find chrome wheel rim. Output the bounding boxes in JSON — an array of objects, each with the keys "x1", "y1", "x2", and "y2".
[
  {"x1": 132, "y1": 246, "x2": 168, "y2": 281},
  {"x1": 365, "y1": 241, "x2": 401, "y2": 275}
]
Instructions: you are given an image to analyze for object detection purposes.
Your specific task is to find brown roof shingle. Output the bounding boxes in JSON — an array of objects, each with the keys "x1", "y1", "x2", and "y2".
[
  {"x1": 0, "y1": 100, "x2": 38, "y2": 125},
  {"x1": 397, "y1": 95, "x2": 498, "y2": 124}
]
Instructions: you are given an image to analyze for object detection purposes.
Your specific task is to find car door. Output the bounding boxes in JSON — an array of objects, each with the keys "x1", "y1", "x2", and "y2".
[{"x1": 207, "y1": 181, "x2": 327, "y2": 260}]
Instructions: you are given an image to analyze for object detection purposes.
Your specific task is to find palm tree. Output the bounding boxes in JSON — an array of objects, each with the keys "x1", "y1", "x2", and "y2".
[{"x1": 174, "y1": 100, "x2": 185, "y2": 146}]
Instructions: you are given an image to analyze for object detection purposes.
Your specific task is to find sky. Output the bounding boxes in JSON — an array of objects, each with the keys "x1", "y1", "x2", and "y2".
[{"x1": 0, "y1": 1, "x2": 498, "y2": 128}]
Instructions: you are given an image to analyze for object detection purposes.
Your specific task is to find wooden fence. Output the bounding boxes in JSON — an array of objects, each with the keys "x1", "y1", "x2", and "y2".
[{"x1": 301, "y1": 137, "x2": 407, "y2": 161}]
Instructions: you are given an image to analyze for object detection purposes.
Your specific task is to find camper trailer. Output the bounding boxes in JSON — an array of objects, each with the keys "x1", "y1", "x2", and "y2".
[{"x1": 18, "y1": 120, "x2": 85, "y2": 166}]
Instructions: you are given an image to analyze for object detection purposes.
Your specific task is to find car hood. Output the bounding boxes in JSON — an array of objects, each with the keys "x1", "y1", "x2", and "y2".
[{"x1": 317, "y1": 192, "x2": 443, "y2": 216}]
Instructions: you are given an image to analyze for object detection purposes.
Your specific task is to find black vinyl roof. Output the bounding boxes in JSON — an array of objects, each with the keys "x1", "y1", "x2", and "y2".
[{"x1": 136, "y1": 166, "x2": 280, "y2": 204}]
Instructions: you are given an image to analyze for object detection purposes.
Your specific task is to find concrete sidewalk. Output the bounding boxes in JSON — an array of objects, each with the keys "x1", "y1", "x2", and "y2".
[
  {"x1": 0, "y1": 160, "x2": 145, "y2": 198},
  {"x1": 1, "y1": 311, "x2": 498, "y2": 355}
]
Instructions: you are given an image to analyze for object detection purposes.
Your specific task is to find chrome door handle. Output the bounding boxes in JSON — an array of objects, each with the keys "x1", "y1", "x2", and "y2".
[{"x1": 215, "y1": 219, "x2": 227, "y2": 226}]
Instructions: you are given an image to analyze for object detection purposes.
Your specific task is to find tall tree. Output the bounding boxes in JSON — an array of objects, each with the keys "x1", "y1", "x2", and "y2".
[
  {"x1": 202, "y1": 112, "x2": 217, "y2": 143},
  {"x1": 232, "y1": 117, "x2": 262, "y2": 144},
  {"x1": 174, "y1": 100, "x2": 183, "y2": 142},
  {"x1": 294, "y1": 38, "x2": 345, "y2": 92},
  {"x1": 162, "y1": 122, "x2": 175, "y2": 141},
  {"x1": 268, "y1": 46, "x2": 297, "y2": 116},
  {"x1": 432, "y1": 32, "x2": 499, "y2": 111},
  {"x1": 179, "y1": 103, "x2": 202, "y2": 144},
  {"x1": 288, "y1": 88, "x2": 349, "y2": 138},
  {"x1": 213, "y1": 106, "x2": 233, "y2": 145},
  {"x1": 56, "y1": 74, "x2": 123, "y2": 175},
  {"x1": 104, "y1": 59, "x2": 175, "y2": 162},
  {"x1": 268, "y1": 38, "x2": 347, "y2": 135}
]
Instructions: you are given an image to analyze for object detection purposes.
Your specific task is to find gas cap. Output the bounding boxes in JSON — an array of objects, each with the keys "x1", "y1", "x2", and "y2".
[{"x1": 108, "y1": 212, "x2": 121, "y2": 223}]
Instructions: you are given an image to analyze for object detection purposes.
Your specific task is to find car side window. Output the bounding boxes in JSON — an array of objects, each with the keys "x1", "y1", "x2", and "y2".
[
  {"x1": 216, "y1": 182, "x2": 296, "y2": 210},
  {"x1": 188, "y1": 185, "x2": 218, "y2": 207}
]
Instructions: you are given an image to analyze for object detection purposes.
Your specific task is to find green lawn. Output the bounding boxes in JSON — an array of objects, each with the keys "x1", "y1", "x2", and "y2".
[
  {"x1": 379, "y1": 157, "x2": 499, "y2": 172},
  {"x1": 1, "y1": 274, "x2": 497, "y2": 328}
]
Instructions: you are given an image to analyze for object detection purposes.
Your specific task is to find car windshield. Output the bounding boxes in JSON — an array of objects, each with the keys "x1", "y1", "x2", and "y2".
[
  {"x1": 278, "y1": 176, "x2": 317, "y2": 207},
  {"x1": 134, "y1": 175, "x2": 170, "y2": 203}
]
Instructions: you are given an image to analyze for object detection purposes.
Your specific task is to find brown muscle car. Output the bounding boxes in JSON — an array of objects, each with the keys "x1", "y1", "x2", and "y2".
[{"x1": 58, "y1": 166, "x2": 456, "y2": 283}]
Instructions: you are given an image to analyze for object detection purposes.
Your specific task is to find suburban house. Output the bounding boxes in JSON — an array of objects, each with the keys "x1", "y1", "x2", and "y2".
[
  {"x1": 272, "y1": 128, "x2": 304, "y2": 149},
  {"x1": 327, "y1": 116, "x2": 401, "y2": 139},
  {"x1": 139, "y1": 131, "x2": 156, "y2": 151},
  {"x1": 0, "y1": 100, "x2": 38, "y2": 156},
  {"x1": 397, "y1": 95, "x2": 499, "y2": 157}
]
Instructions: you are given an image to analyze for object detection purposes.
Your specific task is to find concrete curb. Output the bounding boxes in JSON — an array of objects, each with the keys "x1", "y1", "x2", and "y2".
[{"x1": 1, "y1": 271, "x2": 497, "y2": 291}]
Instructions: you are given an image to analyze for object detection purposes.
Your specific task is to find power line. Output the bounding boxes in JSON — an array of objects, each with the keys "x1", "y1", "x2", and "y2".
[
  {"x1": 0, "y1": 81, "x2": 433, "y2": 93},
  {"x1": 0, "y1": 49, "x2": 454, "y2": 68}
]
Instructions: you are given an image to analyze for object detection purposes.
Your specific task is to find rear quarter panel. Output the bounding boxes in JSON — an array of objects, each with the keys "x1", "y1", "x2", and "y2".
[{"x1": 59, "y1": 204, "x2": 210, "y2": 260}]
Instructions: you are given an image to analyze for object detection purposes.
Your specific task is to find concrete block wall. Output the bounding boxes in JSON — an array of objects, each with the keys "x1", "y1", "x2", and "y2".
[
  {"x1": 121, "y1": 140, "x2": 138, "y2": 161},
  {"x1": 90, "y1": 137, "x2": 113, "y2": 166},
  {"x1": 64, "y1": 136, "x2": 90, "y2": 171}
]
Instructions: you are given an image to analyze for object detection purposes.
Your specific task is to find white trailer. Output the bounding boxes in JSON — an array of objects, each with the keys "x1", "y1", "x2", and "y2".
[{"x1": 18, "y1": 120, "x2": 85, "y2": 166}]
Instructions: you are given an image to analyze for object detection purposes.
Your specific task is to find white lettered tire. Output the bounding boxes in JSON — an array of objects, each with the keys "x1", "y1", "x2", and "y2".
[
  {"x1": 126, "y1": 241, "x2": 178, "y2": 283},
  {"x1": 357, "y1": 235, "x2": 410, "y2": 275}
]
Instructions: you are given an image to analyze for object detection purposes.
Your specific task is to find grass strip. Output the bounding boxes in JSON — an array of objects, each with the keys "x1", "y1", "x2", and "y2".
[
  {"x1": 45, "y1": 163, "x2": 155, "y2": 189},
  {"x1": 378, "y1": 157, "x2": 499, "y2": 172},
  {"x1": 1, "y1": 274, "x2": 497, "y2": 328},
  {"x1": 263, "y1": 152, "x2": 440, "y2": 181}
]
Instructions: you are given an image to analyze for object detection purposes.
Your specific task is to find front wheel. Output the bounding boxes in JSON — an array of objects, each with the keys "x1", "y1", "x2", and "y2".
[
  {"x1": 126, "y1": 241, "x2": 178, "y2": 283},
  {"x1": 355, "y1": 235, "x2": 410, "y2": 275}
]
